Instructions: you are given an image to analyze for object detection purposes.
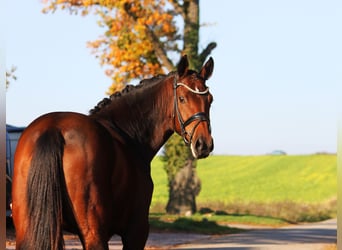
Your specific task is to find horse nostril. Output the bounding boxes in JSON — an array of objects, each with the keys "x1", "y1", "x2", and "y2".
[{"x1": 195, "y1": 138, "x2": 207, "y2": 153}]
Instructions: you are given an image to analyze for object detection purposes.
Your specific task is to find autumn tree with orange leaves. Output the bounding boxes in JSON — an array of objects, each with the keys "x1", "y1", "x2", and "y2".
[{"x1": 44, "y1": 0, "x2": 216, "y2": 215}]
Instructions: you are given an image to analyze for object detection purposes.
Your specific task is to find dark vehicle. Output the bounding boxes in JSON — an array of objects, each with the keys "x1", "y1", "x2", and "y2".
[{"x1": 6, "y1": 124, "x2": 25, "y2": 217}]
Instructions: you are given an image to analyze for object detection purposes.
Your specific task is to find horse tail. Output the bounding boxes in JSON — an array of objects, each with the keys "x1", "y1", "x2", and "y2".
[{"x1": 22, "y1": 128, "x2": 65, "y2": 250}]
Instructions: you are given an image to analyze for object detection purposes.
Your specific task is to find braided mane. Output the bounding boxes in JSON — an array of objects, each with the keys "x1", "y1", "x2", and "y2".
[{"x1": 89, "y1": 72, "x2": 175, "y2": 115}]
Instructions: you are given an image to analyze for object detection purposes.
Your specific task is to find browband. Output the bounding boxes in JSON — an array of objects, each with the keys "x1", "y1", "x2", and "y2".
[{"x1": 176, "y1": 82, "x2": 209, "y2": 95}]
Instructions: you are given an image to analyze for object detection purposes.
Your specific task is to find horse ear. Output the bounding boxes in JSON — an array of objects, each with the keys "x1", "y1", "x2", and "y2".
[
  {"x1": 177, "y1": 55, "x2": 189, "y2": 78},
  {"x1": 200, "y1": 57, "x2": 214, "y2": 80}
]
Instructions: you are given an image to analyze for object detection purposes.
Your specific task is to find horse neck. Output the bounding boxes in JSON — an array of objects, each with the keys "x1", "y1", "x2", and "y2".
[{"x1": 96, "y1": 77, "x2": 175, "y2": 163}]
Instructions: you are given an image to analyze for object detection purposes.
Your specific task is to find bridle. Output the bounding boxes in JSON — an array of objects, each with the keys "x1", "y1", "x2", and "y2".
[{"x1": 173, "y1": 76, "x2": 211, "y2": 145}]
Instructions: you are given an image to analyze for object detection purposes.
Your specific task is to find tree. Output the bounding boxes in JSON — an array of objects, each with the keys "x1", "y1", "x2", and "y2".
[
  {"x1": 162, "y1": 134, "x2": 201, "y2": 214},
  {"x1": 44, "y1": 0, "x2": 216, "y2": 215}
]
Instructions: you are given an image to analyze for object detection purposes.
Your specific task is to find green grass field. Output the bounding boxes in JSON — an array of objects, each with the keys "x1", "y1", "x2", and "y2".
[{"x1": 150, "y1": 154, "x2": 337, "y2": 222}]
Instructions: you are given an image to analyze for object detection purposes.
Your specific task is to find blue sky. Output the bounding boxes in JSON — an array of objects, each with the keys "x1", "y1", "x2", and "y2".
[{"x1": 6, "y1": 0, "x2": 341, "y2": 155}]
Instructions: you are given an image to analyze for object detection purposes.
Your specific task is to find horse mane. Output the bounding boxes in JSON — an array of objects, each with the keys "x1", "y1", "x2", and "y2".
[{"x1": 89, "y1": 72, "x2": 175, "y2": 115}]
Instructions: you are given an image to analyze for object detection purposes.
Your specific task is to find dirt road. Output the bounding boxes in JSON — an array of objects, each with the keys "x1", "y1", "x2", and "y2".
[
  {"x1": 172, "y1": 219, "x2": 336, "y2": 250},
  {"x1": 6, "y1": 219, "x2": 336, "y2": 250}
]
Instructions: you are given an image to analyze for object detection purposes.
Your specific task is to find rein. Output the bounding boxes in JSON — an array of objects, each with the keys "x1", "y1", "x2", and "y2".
[{"x1": 173, "y1": 76, "x2": 211, "y2": 145}]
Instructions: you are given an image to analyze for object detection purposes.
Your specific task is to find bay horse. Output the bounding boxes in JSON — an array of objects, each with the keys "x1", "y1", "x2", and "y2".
[{"x1": 12, "y1": 55, "x2": 214, "y2": 250}]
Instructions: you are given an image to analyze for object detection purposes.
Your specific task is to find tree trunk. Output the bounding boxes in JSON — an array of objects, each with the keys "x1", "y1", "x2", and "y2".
[
  {"x1": 166, "y1": 158, "x2": 201, "y2": 215},
  {"x1": 163, "y1": 0, "x2": 202, "y2": 215},
  {"x1": 183, "y1": 0, "x2": 200, "y2": 68}
]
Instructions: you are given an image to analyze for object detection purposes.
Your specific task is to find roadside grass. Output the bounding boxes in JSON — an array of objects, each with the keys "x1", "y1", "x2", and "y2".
[
  {"x1": 150, "y1": 154, "x2": 337, "y2": 224},
  {"x1": 196, "y1": 199, "x2": 336, "y2": 223},
  {"x1": 149, "y1": 213, "x2": 245, "y2": 234},
  {"x1": 152, "y1": 212, "x2": 288, "y2": 226}
]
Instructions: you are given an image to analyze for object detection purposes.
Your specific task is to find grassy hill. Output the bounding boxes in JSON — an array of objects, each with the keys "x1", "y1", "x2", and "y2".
[{"x1": 150, "y1": 154, "x2": 337, "y2": 222}]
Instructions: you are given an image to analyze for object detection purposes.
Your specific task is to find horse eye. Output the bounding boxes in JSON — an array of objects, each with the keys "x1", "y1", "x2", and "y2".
[{"x1": 179, "y1": 96, "x2": 186, "y2": 103}]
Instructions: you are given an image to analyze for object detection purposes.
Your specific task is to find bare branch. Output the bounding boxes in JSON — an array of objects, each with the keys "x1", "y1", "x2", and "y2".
[
  {"x1": 169, "y1": 0, "x2": 184, "y2": 17},
  {"x1": 123, "y1": 3, "x2": 174, "y2": 71},
  {"x1": 199, "y1": 42, "x2": 217, "y2": 65},
  {"x1": 55, "y1": 0, "x2": 99, "y2": 6},
  {"x1": 6, "y1": 66, "x2": 17, "y2": 89},
  {"x1": 145, "y1": 29, "x2": 175, "y2": 71}
]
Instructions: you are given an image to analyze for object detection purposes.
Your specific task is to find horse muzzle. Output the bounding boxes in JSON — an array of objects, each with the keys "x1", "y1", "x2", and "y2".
[{"x1": 190, "y1": 136, "x2": 214, "y2": 159}]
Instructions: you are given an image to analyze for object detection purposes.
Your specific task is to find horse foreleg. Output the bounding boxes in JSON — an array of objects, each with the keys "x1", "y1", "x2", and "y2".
[{"x1": 121, "y1": 221, "x2": 149, "y2": 250}]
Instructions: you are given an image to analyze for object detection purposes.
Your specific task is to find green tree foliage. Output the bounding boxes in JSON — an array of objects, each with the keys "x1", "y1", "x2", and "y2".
[
  {"x1": 162, "y1": 134, "x2": 201, "y2": 214},
  {"x1": 162, "y1": 134, "x2": 193, "y2": 183}
]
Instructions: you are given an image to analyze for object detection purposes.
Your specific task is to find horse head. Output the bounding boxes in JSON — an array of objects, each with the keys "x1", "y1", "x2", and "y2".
[{"x1": 173, "y1": 55, "x2": 214, "y2": 159}]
